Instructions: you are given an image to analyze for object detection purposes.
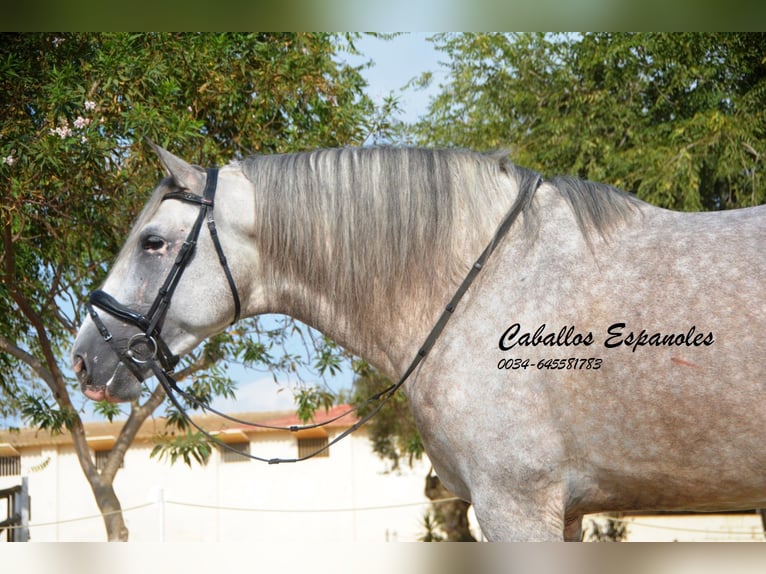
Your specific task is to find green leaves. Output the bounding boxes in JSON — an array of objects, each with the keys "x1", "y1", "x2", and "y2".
[
  {"x1": 92, "y1": 401, "x2": 124, "y2": 423},
  {"x1": 19, "y1": 392, "x2": 77, "y2": 435},
  {"x1": 350, "y1": 367, "x2": 424, "y2": 471},
  {"x1": 150, "y1": 431, "x2": 212, "y2": 467},
  {"x1": 313, "y1": 337, "x2": 344, "y2": 377},
  {"x1": 415, "y1": 33, "x2": 766, "y2": 212},
  {"x1": 294, "y1": 386, "x2": 336, "y2": 424}
]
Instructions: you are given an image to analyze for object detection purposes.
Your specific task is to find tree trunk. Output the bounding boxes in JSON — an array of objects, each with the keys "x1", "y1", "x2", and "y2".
[
  {"x1": 424, "y1": 470, "x2": 476, "y2": 542},
  {"x1": 64, "y1": 385, "x2": 167, "y2": 541},
  {"x1": 66, "y1": 416, "x2": 129, "y2": 540},
  {"x1": 93, "y1": 482, "x2": 129, "y2": 541}
]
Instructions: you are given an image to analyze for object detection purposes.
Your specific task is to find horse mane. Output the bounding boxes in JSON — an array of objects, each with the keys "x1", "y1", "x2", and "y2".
[
  {"x1": 240, "y1": 147, "x2": 522, "y2": 328},
  {"x1": 239, "y1": 146, "x2": 641, "y2": 334},
  {"x1": 549, "y1": 175, "x2": 644, "y2": 246}
]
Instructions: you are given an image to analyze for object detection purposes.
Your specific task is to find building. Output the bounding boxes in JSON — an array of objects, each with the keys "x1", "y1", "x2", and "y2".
[
  {"x1": 2, "y1": 405, "x2": 763, "y2": 542},
  {"x1": 0, "y1": 405, "x2": 452, "y2": 542}
]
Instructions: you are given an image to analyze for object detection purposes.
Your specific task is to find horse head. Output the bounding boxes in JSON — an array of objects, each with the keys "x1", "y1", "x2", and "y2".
[{"x1": 72, "y1": 144, "x2": 256, "y2": 402}]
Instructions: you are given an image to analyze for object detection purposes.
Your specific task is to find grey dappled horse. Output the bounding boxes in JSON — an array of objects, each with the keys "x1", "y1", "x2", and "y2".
[{"x1": 73, "y1": 145, "x2": 766, "y2": 541}]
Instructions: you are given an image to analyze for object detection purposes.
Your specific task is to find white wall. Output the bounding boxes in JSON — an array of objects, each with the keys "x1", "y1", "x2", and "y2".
[{"x1": 2, "y1": 429, "x2": 445, "y2": 542}]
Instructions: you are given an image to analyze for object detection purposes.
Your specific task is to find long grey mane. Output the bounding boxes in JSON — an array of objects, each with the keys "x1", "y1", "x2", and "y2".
[
  {"x1": 238, "y1": 147, "x2": 641, "y2": 332},
  {"x1": 549, "y1": 175, "x2": 644, "y2": 246}
]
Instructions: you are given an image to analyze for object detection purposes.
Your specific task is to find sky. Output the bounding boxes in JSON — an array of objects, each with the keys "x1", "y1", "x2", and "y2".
[
  {"x1": 350, "y1": 33, "x2": 444, "y2": 125},
  {"x1": 209, "y1": 34, "x2": 445, "y2": 415}
]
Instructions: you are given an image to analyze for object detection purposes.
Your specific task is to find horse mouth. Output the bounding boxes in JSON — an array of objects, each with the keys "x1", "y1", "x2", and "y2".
[
  {"x1": 83, "y1": 385, "x2": 115, "y2": 402},
  {"x1": 74, "y1": 355, "x2": 134, "y2": 403}
]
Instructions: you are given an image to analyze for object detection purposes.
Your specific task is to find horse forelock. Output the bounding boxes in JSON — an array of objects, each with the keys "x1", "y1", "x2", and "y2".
[{"x1": 239, "y1": 147, "x2": 531, "y2": 333}]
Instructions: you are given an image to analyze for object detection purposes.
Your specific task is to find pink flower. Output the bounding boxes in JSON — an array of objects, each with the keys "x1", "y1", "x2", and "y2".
[
  {"x1": 50, "y1": 120, "x2": 73, "y2": 139},
  {"x1": 84, "y1": 100, "x2": 96, "y2": 111},
  {"x1": 74, "y1": 116, "x2": 91, "y2": 129}
]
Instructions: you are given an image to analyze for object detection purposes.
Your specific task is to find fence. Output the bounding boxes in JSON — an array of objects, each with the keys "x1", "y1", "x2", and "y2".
[{"x1": 0, "y1": 477, "x2": 29, "y2": 542}]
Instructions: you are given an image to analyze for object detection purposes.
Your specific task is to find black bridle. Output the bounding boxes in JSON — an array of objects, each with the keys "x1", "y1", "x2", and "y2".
[
  {"x1": 88, "y1": 168, "x2": 240, "y2": 378},
  {"x1": 87, "y1": 165, "x2": 542, "y2": 464}
]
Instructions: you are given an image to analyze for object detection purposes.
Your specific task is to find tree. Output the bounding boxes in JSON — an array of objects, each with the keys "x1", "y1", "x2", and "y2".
[
  {"x1": 583, "y1": 513, "x2": 627, "y2": 542},
  {"x1": 0, "y1": 32, "x2": 395, "y2": 540},
  {"x1": 414, "y1": 33, "x2": 765, "y2": 211}
]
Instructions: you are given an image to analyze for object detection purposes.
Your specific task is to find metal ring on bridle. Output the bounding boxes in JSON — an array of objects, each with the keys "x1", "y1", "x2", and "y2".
[{"x1": 126, "y1": 333, "x2": 158, "y2": 364}]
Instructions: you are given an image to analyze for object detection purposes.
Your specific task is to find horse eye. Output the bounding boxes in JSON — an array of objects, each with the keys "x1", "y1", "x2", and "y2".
[{"x1": 142, "y1": 235, "x2": 165, "y2": 252}]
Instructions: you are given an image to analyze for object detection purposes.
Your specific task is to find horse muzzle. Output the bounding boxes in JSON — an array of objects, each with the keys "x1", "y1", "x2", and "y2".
[
  {"x1": 72, "y1": 312, "x2": 151, "y2": 403},
  {"x1": 72, "y1": 351, "x2": 144, "y2": 403},
  {"x1": 74, "y1": 360, "x2": 142, "y2": 403}
]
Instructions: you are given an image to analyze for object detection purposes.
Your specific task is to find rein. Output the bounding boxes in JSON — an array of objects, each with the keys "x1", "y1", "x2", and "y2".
[{"x1": 87, "y1": 166, "x2": 542, "y2": 464}]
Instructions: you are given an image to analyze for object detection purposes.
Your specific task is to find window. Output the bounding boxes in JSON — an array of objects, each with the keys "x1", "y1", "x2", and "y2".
[
  {"x1": 220, "y1": 441, "x2": 250, "y2": 463},
  {"x1": 297, "y1": 437, "x2": 329, "y2": 459},
  {"x1": 0, "y1": 456, "x2": 21, "y2": 477},
  {"x1": 95, "y1": 450, "x2": 123, "y2": 472}
]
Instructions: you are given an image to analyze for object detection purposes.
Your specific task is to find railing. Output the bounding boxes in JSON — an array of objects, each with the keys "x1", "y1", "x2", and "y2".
[{"x1": 0, "y1": 477, "x2": 29, "y2": 542}]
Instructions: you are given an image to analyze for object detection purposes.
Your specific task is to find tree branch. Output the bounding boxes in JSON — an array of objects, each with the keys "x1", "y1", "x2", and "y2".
[
  {"x1": 100, "y1": 383, "x2": 167, "y2": 482},
  {"x1": 3, "y1": 217, "x2": 70, "y2": 405},
  {"x1": 0, "y1": 334, "x2": 55, "y2": 388}
]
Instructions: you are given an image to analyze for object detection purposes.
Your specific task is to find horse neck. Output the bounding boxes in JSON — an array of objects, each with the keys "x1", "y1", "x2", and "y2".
[
  {"x1": 241, "y1": 148, "x2": 526, "y2": 379},
  {"x1": 272, "y1": 269, "x2": 456, "y2": 379}
]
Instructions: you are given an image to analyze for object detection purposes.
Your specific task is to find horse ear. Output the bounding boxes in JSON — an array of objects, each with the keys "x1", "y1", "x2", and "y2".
[{"x1": 146, "y1": 139, "x2": 205, "y2": 191}]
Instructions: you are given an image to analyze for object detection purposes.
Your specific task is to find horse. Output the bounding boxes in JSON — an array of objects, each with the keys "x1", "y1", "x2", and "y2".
[{"x1": 72, "y1": 143, "x2": 766, "y2": 541}]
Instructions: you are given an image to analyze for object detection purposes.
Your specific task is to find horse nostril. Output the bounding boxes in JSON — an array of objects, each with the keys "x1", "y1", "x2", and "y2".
[{"x1": 73, "y1": 355, "x2": 89, "y2": 384}]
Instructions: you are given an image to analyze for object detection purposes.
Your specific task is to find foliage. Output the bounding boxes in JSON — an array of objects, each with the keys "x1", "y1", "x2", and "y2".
[
  {"x1": 418, "y1": 512, "x2": 447, "y2": 542},
  {"x1": 349, "y1": 363, "x2": 424, "y2": 471},
  {"x1": 583, "y1": 514, "x2": 628, "y2": 542},
  {"x1": 17, "y1": 391, "x2": 77, "y2": 435},
  {"x1": 294, "y1": 385, "x2": 337, "y2": 424},
  {"x1": 150, "y1": 431, "x2": 212, "y2": 467},
  {"x1": 414, "y1": 33, "x2": 766, "y2": 211},
  {"x1": 0, "y1": 32, "x2": 394, "y2": 539}
]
